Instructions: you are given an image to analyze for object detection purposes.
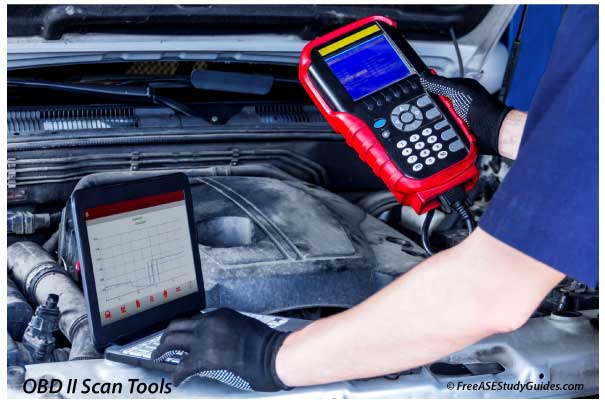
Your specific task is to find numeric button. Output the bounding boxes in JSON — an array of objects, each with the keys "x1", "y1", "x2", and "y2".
[
  {"x1": 396, "y1": 140, "x2": 407, "y2": 149},
  {"x1": 420, "y1": 149, "x2": 430, "y2": 158},
  {"x1": 410, "y1": 134, "x2": 420, "y2": 142},
  {"x1": 407, "y1": 155, "x2": 418, "y2": 164},
  {"x1": 425, "y1": 157, "x2": 436, "y2": 166},
  {"x1": 432, "y1": 143, "x2": 443, "y2": 152},
  {"x1": 414, "y1": 141, "x2": 425, "y2": 150},
  {"x1": 402, "y1": 147, "x2": 413, "y2": 156},
  {"x1": 427, "y1": 135, "x2": 438, "y2": 144},
  {"x1": 438, "y1": 150, "x2": 448, "y2": 159}
]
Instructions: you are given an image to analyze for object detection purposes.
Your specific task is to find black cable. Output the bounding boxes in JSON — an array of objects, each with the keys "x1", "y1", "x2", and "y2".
[
  {"x1": 420, "y1": 202, "x2": 474, "y2": 256},
  {"x1": 449, "y1": 26, "x2": 464, "y2": 78},
  {"x1": 419, "y1": 186, "x2": 477, "y2": 256},
  {"x1": 421, "y1": 209, "x2": 437, "y2": 256},
  {"x1": 451, "y1": 200, "x2": 476, "y2": 235}
]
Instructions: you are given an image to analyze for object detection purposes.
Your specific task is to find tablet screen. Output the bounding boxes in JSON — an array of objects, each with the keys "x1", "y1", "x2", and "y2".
[{"x1": 84, "y1": 190, "x2": 198, "y2": 326}]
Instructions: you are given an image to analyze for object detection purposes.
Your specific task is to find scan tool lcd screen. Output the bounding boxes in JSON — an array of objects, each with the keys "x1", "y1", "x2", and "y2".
[
  {"x1": 85, "y1": 190, "x2": 198, "y2": 326},
  {"x1": 325, "y1": 34, "x2": 412, "y2": 101}
]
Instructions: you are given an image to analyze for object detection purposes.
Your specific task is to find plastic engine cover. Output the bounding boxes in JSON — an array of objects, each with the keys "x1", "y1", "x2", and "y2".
[{"x1": 60, "y1": 175, "x2": 424, "y2": 313}]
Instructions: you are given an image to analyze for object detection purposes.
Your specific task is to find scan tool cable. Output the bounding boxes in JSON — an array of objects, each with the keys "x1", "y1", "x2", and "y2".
[
  {"x1": 421, "y1": 209, "x2": 437, "y2": 256},
  {"x1": 421, "y1": 187, "x2": 476, "y2": 256}
]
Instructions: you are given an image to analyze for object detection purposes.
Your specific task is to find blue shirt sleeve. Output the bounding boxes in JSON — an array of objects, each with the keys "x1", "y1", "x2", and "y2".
[{"x1": 479, "y1": 6, "x2": 598, "y2": 287}]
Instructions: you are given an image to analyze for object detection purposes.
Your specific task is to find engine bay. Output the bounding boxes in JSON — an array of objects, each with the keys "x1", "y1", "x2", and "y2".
[
  {"x1": 7, "y1": 162, "x2": 599, "y2": 398},
  {"x1": 7, "y1": 55, "x2": 598, "y2": 398}
]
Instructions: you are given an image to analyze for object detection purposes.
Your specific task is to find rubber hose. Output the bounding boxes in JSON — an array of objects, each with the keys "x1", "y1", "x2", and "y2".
[
  {"x1": 7, "y1": 242, "x2": 101, "y2": 360},
  {"x1": 42, "y1": 229, "x2": 60, "y2": 253},
  {"x1": 7, "y1": 278, "x2": 33, "y2": 341}
]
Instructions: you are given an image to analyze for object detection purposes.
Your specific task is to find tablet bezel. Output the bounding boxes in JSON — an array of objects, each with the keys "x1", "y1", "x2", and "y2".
[{"x1": 71, "y1": 173, "x2": 205, "y2": 349}]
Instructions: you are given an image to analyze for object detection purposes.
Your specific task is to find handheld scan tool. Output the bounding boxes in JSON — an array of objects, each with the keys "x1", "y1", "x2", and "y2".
[{"x1": 299, "y1": 16, "x2": 479, "y2": 214}]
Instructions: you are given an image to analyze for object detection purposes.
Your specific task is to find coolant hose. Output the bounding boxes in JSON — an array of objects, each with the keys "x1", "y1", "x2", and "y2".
[{"x1": 7, "y1": 242, "x2": 101, "y2": 360}]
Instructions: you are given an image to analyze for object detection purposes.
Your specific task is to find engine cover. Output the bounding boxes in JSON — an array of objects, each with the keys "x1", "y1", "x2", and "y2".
[{"x1": 60, "y1": 174, "x2": 424, "y2": 313}]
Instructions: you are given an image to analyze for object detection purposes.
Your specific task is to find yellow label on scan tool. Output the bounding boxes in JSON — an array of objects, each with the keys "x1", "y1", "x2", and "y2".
[{"x1": 318, "y1": 25, "x2": 380, "y2": 56}]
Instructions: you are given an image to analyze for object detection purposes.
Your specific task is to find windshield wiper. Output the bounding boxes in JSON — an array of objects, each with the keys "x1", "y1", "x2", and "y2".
[
  {"x1": 9, "y1": 70, "x2": 286, "y2": 116},
  {"x1": 7, "y1": 77, "x2": 196, "y2": 116}
]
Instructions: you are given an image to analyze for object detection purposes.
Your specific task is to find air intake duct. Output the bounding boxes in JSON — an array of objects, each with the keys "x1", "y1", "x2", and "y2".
[{"x1": 7, "y1": 242, "x2": 101, "y2": 360}]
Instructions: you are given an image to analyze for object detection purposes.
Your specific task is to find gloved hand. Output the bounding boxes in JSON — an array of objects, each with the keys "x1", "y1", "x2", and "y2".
[
  {"x1": 419, "y1": 71, "x2": 513, "y2": 155},
  {"x1": 150, "y1": 308, "x2": 290, "y2": 392}
]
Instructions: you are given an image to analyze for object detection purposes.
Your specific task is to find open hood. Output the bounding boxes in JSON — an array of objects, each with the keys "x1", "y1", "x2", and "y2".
[
  {"x1": 8, "y1": 5, "x2": 492, "y2": 40},
  {"x1": 7, "y1": 5, "x2": 517, "y2": 92}
]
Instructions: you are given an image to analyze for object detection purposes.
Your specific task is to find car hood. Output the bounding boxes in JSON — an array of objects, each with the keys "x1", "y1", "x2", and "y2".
[
  {"x1": 7, "y1": 5, "x2": 517, "y2": 92},
  {"x1": 8, "y1": 5, "x2": 492, "y2": 40}
]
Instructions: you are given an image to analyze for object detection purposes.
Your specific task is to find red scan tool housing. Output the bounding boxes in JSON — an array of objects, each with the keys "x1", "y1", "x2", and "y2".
[{"x1": 299, "y1": 15, "x2": 479, "y2": 214}]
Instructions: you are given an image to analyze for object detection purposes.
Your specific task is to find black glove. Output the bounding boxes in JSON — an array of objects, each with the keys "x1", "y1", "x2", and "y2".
[
  {"x1": 150, "y1": 308, "x2": 290, "y2": 392},
  {"x1": 419, "y1": 71, "x2": 512, "y2": 155}
]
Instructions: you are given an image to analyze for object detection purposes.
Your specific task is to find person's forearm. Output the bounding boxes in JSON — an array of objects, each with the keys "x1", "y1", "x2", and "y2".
[
  {"x1": 275, "y1": 228, "x2": 563, "y2": 387},
  {"x1": 498, "y1": 110, "x2": 527, "y2": 160}
]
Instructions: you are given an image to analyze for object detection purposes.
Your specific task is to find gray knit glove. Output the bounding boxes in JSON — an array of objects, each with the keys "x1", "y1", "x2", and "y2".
[{"x1": 420, "y1": 71, "x2": 512, "y2": 155}]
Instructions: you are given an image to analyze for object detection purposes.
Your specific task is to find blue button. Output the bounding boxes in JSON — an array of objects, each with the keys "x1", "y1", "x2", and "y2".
[{"x1": 373, "y1": 119, "x2": 387, "y2": 129}]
